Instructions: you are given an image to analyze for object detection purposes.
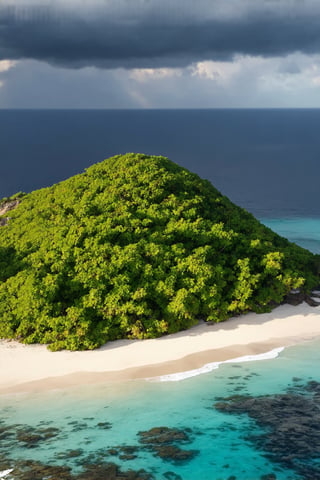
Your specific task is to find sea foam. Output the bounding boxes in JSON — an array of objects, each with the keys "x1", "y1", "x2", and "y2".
[
  {"x1": 149, "y1": 347, "x2": 285, "y2": 382},
  {"x1": 0, "y1": 470, "x2": 13, "y2": 479}
]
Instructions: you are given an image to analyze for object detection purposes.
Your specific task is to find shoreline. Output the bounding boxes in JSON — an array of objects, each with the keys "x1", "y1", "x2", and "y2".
[{"x1": 1, "y1": 302, "x2": 320, "y2": 394}]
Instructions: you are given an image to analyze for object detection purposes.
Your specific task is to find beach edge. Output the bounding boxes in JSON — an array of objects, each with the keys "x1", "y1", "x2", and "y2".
[{"x1": 1, "y1": 302, "x2": 320, "y2": 394}]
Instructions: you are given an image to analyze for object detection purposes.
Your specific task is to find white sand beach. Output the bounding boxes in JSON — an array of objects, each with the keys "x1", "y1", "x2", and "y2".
[{"x1": 0, "y1": 302, "x2": 320, "y2": 394}]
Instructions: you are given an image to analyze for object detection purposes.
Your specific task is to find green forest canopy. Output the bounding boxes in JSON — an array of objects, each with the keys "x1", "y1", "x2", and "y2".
[{"x1": 0, "y1": 153, "x2": 319, "y2": 350}]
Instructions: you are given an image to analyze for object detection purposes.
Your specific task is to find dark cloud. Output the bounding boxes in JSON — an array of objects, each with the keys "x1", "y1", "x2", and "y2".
[
  {"x1": 1, "y1": 1, "x2": 320, "y2": 69},
  {"x1": 0, "y1": 59, "x2": 139, "y2": 108}
]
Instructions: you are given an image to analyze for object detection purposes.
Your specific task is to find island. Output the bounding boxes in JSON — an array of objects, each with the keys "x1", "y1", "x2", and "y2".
[{"x1": 0, "y1": 153, "x2": 319, "y2": 355}]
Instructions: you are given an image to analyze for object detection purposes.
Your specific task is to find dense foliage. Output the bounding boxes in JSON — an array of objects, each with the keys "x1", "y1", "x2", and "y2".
[{"x1": 0, "y1": 154, "x2": 319, "y2": 350}]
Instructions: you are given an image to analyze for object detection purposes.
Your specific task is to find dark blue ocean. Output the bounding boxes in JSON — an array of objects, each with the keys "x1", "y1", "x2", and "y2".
[
  {"x1": 1, "y1": 109, "x2": 320, "y2": 219},
  {"x1": 0, "y1": 110, "x2": 320, "y2": 480}
]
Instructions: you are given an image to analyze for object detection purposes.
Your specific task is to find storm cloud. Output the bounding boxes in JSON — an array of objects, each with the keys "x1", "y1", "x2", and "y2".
[{"x1": 1, "y1": 0, "x2": 320, "y2": 69}]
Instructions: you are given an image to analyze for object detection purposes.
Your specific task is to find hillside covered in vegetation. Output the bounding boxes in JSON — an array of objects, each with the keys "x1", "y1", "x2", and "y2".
[{"x1": 0, "y1": 154, "x2": 319, "y2": 350}]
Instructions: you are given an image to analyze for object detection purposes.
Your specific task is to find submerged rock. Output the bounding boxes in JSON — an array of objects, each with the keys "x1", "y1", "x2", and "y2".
[
  {"x1": 163, "y1": 472, "x2": 183, "y2": 480},
  {"x1": 76, "y1": 462, "x2": 154, "y2": 480},
  {"x1": 138, "y1": 426, "x2": 198, "y2": 463},
  {"x1": 15, "y1": 425, "x2": 60, "y2": 448},
  {"x1": 4, "y1": 459, "x2": 154, "y2": 480},
  {"x1": 153, "y1": 445, "x2": 196, "y2": 461},
  {"x1": 11, "y1": 459, "x2": 73, "y2": 480},
  {"x1": 96, "y1": 421, "x2": 112, "y2": 429},
  {"x1": 214, "y1": 381, "x2": 320, "y2": 479},
  {"x1": 138, "y1": 427, "x2": 190, "y2": 445},
  {"x1": 55, "y1": 449, "x2": 84, "y2": 459}
]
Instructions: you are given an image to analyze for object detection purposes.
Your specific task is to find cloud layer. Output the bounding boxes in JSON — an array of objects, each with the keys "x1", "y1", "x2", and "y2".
[
  {"x1": 1, "y1": 51, "x2": 320, "y2": 109},
  {"x1": 1, "y1": 0, "x2": 320, "y2": 69}
]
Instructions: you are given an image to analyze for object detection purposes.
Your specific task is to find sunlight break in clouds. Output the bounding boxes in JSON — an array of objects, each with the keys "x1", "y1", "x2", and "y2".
[
  {"x1": 130, "y1": 68, "x2": 183, "y2": 83},
  {"x1": 0, "y1": 60, "x2": 16, "y2": 88},
  {"x1": 190, "y1": 60, "x2": 241, "y2": 83},
  {"x1": 0, "y1": 60, "x2": 16, "y2": 74}
]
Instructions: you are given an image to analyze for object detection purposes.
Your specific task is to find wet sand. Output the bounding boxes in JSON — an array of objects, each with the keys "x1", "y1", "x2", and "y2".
[{"x1": 1, "y1": 303, "x2": 319, "y2": 394}]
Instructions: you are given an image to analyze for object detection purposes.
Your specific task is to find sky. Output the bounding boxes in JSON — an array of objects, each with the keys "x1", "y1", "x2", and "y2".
[{"x1": 1, "y1": 0, "x2": 320, "y2": 108}]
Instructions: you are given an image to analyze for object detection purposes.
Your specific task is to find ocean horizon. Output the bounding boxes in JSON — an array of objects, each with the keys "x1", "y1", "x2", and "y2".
[{"x1": 1, "y1": 109, "x2": 320, "y2": 218}]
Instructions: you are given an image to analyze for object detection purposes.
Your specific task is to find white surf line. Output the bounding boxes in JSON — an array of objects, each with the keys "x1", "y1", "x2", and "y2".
[
  {"x1": 0, "y1": 470, "x2": 14, "y2": 479},
  {"x1": 147, "y1": 347, "x2": 285, "y2": 382}
]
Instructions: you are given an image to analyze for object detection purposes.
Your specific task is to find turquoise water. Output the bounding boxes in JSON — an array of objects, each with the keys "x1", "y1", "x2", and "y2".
[
  {"x1": 0, "y1": 218, "x2": 319, "y2": 480},
  {"x1": 1, "y1": 339, "x2": 320, "y2": 480},
  {"x1": 261, "y1": 217, "x2": 320, "y2": 254}
]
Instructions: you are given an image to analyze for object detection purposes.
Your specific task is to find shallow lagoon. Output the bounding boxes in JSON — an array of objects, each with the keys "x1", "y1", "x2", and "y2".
[{"x1": 1, "y1": 338, "x2": 320, "y2": 480}]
